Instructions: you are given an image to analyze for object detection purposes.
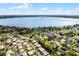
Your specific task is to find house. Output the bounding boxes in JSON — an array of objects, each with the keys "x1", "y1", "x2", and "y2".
[
  {"x1": 27, "y1": 47, "x2": 32, "y2": 51},
  {"x1": 21, "y1": 52, "x2": 27, "y2": 56},
  {"x1": 12, "y1": 38, "x2": 17, "y2": 42},
  {"x1": 61, "y1": 39, "x2": 66, "y2": 44},
  {"x1": 7, "y1": 39, "x2": 12, "y2": 44},
  {"x1": 0, "y1": 45, "x2": 5, "y2": 50},
  {"x1": 46, "y1": 32, "x2": 53, "y2": 37},
  {"x1": 18, "y1": 45, "x2": 23, "y2": 49},
  {"x1": 23, "y1": 42, "x2": 28, "y2": 46},
  {"x1": 19, "y1": 48, "x2": 27, "y2": 56},
  {"x1": 17, "y1": 40, "x2": 21, "y2": 43},
  {"x1": 7, "y1": 34, "x2": 13, "y2": 38},
  {"x1": 35, "y1": 44, "x2": 41, "y2": 48},
  {"x1": 34, "y1": 43, "x2": 41, "y2": 47},
  {"x1": 19, "y1": 49, "x2": 25, "y2": 53},
  {"x1": 20, "y1": 36, "x2": 26, "y2": 40},
  {"x1": 63, "y1": 40, "x2": 71, "y2": 46},
  {"x1": 31, "y1": 39, "x2": 37, "y2": 43},
  {"x1": 26, "y1": 44, "x2": 31, "y2": 47},
  {"x1": 12, "y1": 42, "x2": 17, "y2": 46},
  {"x1": 28, "y1": 50, "x2": 34, "y2": 56},
  {"x1": 56, "y1": 34, "x2": 63, "y2": 39},
  {"x1": 6, "y1": 50, "x2": 12, "y2": 56},
  {"x1": 38, "y1": 47, "x2": 49, "y2": 55},
  {"x1": 26, "y1": 37, "x2": 30, "y2": 39},
  {"x1": 75, "y1": 37, "x2": 79, "y2": 43},
  {"x1": 43, "y1": 35, "x2": 48, "y2": 39},
  {"x1": 37, "y1": 35, "x2": 43, "y2": 39},
  {"x1": 73, "y1": 48, "x2": 79, "y2": 53},
  {"x1": 17, "y1": 43, "x2": 22, "y2": 46},
  {"x1": 38, "y1": 47, "x2": 45, "y2": 52},
  {"x1": 42, "y1": 50, "x2": 49, "y2": 56},
  {"x1": 57, "y1": 49, "x2": 65, "y2": 55}
]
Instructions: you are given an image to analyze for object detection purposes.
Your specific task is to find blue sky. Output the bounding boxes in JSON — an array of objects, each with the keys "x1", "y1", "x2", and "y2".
[
  {"x1": 31, "y1": 3, "x2": 79, "y2": 10},
  {"x1": 0, "y1": 3, "x2": 79, "y2": 15},
  {"x1": 0, "y1": 3, "x2": 79, "y2": 10}
]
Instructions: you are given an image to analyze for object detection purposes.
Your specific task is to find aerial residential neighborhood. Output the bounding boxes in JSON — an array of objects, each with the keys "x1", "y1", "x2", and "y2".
[
  {"x1": 0, "y1": 24, "x2": 79, "y2": 56},
  {"x1": 0, "y1": 3, "x2": 79, "y2": 56}
]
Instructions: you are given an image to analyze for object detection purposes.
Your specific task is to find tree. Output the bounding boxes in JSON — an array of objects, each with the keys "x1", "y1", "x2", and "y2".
[
  {"x1": 0, "y1": 51, "x2": 6, "y2": 56},
  {"x1": 65, "y1": 50, "x2": 77, "y2": 56}
]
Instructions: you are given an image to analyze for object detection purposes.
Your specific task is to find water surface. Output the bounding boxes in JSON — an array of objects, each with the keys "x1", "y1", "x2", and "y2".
[{"x1": 0, "y1": 17, "x2": 79, "y2": 27}]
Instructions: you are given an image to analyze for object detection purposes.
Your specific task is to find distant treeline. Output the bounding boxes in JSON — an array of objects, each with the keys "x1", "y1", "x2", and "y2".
[
  {"x1": 0, "y1": 24, "x2": 79, "y2": 34},
  {"x1": 0, "y1": 15, "x2": 79, "y2": 19}
]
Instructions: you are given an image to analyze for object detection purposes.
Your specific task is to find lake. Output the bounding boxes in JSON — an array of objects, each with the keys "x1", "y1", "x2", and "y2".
[{"x1": 0, "y1": 17, "x2": 79, "y2": 27}]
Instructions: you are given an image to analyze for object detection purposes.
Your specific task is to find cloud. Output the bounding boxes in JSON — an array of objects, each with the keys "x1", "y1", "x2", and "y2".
[
  {"x1": 16, "y1": 3, "x2": 31, "y2": 9},
  {"x1": 0, "y1": 3, "x2": 79, "y2": 15},
  {"x1": 0, "y1": 3, "x2": 33, "y2": 15},
  {"x1": 8, "y1": 3, "x2": 32, "y2": 10},
  {"x1": 41, "y1": 7, "x2": 49, "y2": 11}
]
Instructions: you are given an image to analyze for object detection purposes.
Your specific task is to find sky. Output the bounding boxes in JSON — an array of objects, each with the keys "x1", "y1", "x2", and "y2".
[
  {"x1": 0, "y1": 3, "x2": 79, "y2": 15},
  {"x1": 0, "y1": 3, "x2": 79, "y2": 27}
]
